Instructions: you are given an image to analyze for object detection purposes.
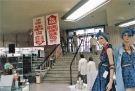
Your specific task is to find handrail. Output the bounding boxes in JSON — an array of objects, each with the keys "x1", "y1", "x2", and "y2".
[
  {"x1": 37, "y1": 44, "x2": 60, "y2": 69},
  {"x1": 70, "y1": 39, "x2": 83, "y2": 85}
]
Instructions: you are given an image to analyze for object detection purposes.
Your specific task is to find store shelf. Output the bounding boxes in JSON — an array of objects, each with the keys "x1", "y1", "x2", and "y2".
[
  {"x1": 32, "y1": 61, "x2": 43, "y2": 62},
  {"x1": 23, "y1": 56, "x2": 31, "y2": 74},
  {"x1": 31, "y1": 56, "x2": 45, "y2": 71},
  {"x1": 7, "y1": 56, "x2": 23, "y2": 76}
]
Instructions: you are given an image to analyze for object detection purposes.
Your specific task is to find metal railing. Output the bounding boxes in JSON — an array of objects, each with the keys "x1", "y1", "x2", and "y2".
[
  {"x1": 70, "y1": 39, "x2": 83, "y2": 85},
  {"x1": 37, "y1": 44, "x2": 60, "y2": 69}
]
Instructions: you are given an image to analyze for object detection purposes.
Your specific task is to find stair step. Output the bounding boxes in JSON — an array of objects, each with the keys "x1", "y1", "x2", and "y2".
[
  {"x1": 42, "y1": 52, "x2": 100, "y2": 84},
  {"x1": 55, "y1": 63, "x2": 77, "y2": 65},
  {"x1": 45, "y1": 74, "x2": 78, "y2": 77},
  {"x1": 43, "y1": 80, "x2": 77, "y2": 84},
  {"x1": 43, "y1": 80, "x2": 70, "y2": 84},
  {"x1": 51, "y1": 68, "x2": 77, "y2": 71},
  {"x1": 43, "y1": 77, "x2": 77, "y2": 81},
  {"x1": 43, "y1": 77, "x2": 77, "y2": 84},
  {"x1": 52, "y1": 65, "x2": 78, "y2": 69},
  {"x1": 48, "y1": 70, "x2": 78, "y2": 74},
  {"x1": 57, "y1": 59, "x2": 79, "y2": 61},
  {"x1": 54, "y1": 62, "x2": 76, "y2": 65}
]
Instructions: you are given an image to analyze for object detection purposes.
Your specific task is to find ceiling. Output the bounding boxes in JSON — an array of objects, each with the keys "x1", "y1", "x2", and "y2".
[{"x1": 0, "y1": 0, "x2": 135, "y2": 34}]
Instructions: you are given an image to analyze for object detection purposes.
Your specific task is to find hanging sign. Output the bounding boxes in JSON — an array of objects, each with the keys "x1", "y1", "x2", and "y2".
[
  {"x1": 33, "y1": 16, "x2": 46, "y2": 46},
  {"x1": 46, "y1": 13, "x2": 60, "y2": 45}
]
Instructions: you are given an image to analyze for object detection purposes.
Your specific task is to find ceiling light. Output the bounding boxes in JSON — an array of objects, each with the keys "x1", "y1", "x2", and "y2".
[
  {"x1": 115, "y1": 18, "x2": 135, "y2": 27},
  {"x1": 61, "y1": 0, "x2": 111, "y2": 21}
]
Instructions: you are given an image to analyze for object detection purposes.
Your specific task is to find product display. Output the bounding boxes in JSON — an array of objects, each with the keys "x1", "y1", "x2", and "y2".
[
  {"x1": 23, "y1": 56, "x2": 31, "y2": 74},
  {"x1": 75, "y1": 77, "x2": 85, "y2": 90}
]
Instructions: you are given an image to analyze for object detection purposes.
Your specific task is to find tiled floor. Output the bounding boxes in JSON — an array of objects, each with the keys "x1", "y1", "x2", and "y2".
[
  {"x1": 14, "y1": 83, "x2": 71, "y2": 91},
  {"x1": 29, "y1": 83, "x2": 71, "y2": 91}
]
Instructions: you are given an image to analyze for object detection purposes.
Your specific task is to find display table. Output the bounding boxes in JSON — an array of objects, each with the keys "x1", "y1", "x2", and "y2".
[
  {"x1": 69, "y1": 84, "x2": 87, "y2": 91},
  {"x1": 0, "y1": 75, "x2": 13, "y2": 91}
]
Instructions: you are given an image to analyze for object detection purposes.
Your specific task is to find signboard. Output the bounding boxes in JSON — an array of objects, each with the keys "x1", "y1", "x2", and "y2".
[
  {"x1": 33, "y1": 16, "x2": 46, "y2": 46},
  {"x1": 46, "y1": 13, "x2": 60, "y2": 45}
]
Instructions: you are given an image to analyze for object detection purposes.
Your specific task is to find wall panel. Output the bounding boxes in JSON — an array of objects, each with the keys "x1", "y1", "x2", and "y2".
[
  {"x1": 0, "y1": 26, "x2": 134, "y2": 48},
  {"x1": 0, "y1": 33, "x2": 33, "y2": 47}
]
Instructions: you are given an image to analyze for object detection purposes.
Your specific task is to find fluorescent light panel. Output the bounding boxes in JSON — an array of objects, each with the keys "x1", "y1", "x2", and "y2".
[
  {"x1": 115, "y1": 18, "x2": 135, "y2": 27},
  {"x1": 118, "y1": 19, "x2": 135, "y2": 27},
  {"x1": 62, "y1": 0, "x2": 111, "y2": 21}
]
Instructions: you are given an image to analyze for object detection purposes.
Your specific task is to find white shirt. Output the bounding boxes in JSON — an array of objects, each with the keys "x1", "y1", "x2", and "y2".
[
  {"x1": 78, "y1": 58, "x2": 87, "y2": 75},
  {"x1": 90, "y1": 38, "x2": 97, "y2": 45},
  {"x1": 87, "y1": 61, "x2": 97, "y2": 72},
  {"x1": 73, "y1": 35, "x2": 78, "y2": 42},
  {"x1": 87, "y1": 61, "x2": 98, "y2": 90}
]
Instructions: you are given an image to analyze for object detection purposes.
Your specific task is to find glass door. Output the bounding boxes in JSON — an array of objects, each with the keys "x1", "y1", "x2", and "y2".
[{"x1": 67, "y1": 26, "x2": 104, "y2": 52}]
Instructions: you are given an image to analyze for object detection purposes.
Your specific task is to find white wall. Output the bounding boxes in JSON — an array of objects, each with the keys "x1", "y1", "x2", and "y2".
[
  {"x1": 0, "y1": 26, "x2": 135, "y2": 48},
  {"x1": 0, "y1": 33, "x2": 33, "y2": 47}
]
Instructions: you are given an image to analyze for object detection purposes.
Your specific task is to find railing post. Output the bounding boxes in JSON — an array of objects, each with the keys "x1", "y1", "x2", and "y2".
[
  {"x1": 70, "y1": 39, "x2": 83, "y2": 85},
  {"x1": 70, "y1": 64, "x2": 72, "y2": 85},
  {"x1": 40, "y1": 66, "x2": 42, "y2": 74},
  {"x1": 75, "y1": 57, "x2": 76, "y2": 68},
  {"x1": 37, "y1": 44, "x2": 60, "y2": 69},
  {"x1": 56, "y1": 46, "x2": 57, "y2": 59}
]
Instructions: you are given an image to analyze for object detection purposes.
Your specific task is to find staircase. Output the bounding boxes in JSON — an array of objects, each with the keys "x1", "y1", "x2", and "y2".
[{"x1": 43, "y1": 52, "x2": 100, "y2": 84}]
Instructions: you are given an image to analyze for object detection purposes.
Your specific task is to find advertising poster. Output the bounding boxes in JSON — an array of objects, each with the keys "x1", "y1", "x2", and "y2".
[
  {"x1": 33, "y1": 16, "x2": 46, "y2": 46},
  {"x1": 46, "y1": 13, "x2": 60, "y2": 45}
]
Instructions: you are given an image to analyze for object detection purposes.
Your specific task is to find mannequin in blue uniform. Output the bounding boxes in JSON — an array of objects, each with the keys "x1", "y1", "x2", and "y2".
[
  {"x1": 114, "y1": 28, "x2": 135, "y2": 91},
  {"x1": 91, "y1": 31, "x2": 116, "y2": 91}
]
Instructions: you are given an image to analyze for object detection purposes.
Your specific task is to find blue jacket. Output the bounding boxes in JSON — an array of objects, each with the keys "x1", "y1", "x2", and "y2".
[{"x1": 114, "y1": 44, "x2": 135, "y2": 91}]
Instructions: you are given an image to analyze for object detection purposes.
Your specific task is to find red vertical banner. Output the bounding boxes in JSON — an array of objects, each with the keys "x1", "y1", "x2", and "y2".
[
  {"x1": 46, "y1": 13, "x2": 60, "y2": 45},
  {"x1": 33, "y1": 16, "x2": 46, "y2": 46}
]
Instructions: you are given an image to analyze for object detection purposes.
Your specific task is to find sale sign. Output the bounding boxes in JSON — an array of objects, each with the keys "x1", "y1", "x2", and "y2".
[
  {"x1": 33, "y1": 16, "x2": 46, "y2": 46},
  {"x1": 46, "y1": 13, "x2": 60, "y2": 45}
]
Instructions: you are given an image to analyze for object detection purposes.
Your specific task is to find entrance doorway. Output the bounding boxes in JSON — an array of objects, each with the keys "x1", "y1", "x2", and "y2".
[{"x1": 67, "y1": 27, "x2": 104, "y2": 53}]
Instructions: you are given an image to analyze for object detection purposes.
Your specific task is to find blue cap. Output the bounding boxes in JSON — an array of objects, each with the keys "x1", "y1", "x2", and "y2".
[
  {"x1": 96, "y1": 30, "x2": 108, "y2": 41},
  {"x1": 121, "y1": 28, "x2": 135, "y2": 38}
]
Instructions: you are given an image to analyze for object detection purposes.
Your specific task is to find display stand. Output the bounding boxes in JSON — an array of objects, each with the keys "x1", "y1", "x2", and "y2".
[
  {"x1": 7, "y1": 53, "x2": 23, "y2": 77},
  {"x1": 23, "y1": 56, "x2": 31, "y2": 74},
  {"x1": 0, "y1": 75, "x2": 14, "y2": 91},
  {"x1": 69, "y1": 84, "x2": 87, "y2": 91},
  {"x1": 0, "y1": 47, "x2": 45, "y2": 75}
]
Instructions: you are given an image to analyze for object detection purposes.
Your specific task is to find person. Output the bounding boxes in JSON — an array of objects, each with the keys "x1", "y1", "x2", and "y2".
[
  {"x1": 87, "y1": 57, "x2": 98, "y2": 91},
  {"x1": 114, "y1": 28, "x2": 135, "y2": 91},
  {"x1": 0, "y1": 59, "x2": 3, "y2": 76},
  {"x1": 0, "y1": 56, "x2": 6, "y2": 70},
  {"x1": 60, "y1": 36, "x2": 67, "y2": 55},
  {"x1": 4, "y1": 60, "x2": 14, "y2": 75},
  {"x1": 49, "y1": 54, "x2": 56, "y2": 68},
  {"x1": 78, "y1": 54, "x2": 87, "y2": 83},
  {"x1": 91, "y1": 31, "x2": 116, "y2": 91},
  {"x1": 12, "y1": 69, "x2": 19, "y2": 89},
  {"x1": 72, "y1": 32, "x2": 80, "y2": 53},
  {"x1": 90, "y1": 35, "x2": 98, "y2": 54},
  {"x1": 0, "y1": 60, "x2": 2, "y2": 70}
]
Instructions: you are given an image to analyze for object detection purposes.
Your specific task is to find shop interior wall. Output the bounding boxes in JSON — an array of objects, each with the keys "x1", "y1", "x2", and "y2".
[
  {"x1": 0, "y1": 26, "x2": 134, "y2": 50},
  {"x1": 0, "y1": 32, "x2": 63, "y2": 58},
  {"x1": 0, "y1": 33, "x2": 33, "y2": 47}
]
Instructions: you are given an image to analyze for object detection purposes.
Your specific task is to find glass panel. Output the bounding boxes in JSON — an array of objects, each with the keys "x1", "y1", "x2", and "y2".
[{"x1": 67, "y1": 26, "x2": 104, "y2": 52}]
